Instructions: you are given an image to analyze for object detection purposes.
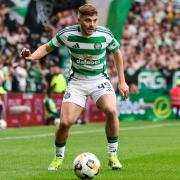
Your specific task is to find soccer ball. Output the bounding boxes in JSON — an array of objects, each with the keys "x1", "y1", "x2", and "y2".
[
  {"x1": 73, "y1": 152, "x2": 100, "y2": 179},
  {"x1": 0, "y1": 119, "x2": 7, "y2": 129}
]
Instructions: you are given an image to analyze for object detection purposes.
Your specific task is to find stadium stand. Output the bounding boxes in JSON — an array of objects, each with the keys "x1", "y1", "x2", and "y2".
[{"x1": 0, "y1": 0, "x2": 179, "y2": 93}]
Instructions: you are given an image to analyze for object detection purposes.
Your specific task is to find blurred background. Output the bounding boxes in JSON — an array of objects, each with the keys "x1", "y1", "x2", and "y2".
[{"x1": 0, "y1": 0, "x2": 180, "y2": 127}]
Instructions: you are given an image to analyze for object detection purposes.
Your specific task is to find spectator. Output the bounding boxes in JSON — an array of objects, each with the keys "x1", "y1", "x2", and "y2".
[
  {"x1": 170, "y1": 79, "x2": 180, "y2": 119},
  {"x1": 0, "y1": 61, "x2": 8, "y2": 94},
  {"x1": 43, "y1": 88, "x2": 59, "y2": 125},
  {"x1": 0, "y1": 85, "x2": 6, "y2": 94},
  {"x1": 15, "y1": 59, "x2": 28, "y2": 92},
  {"x1": 0, "y1": 96, "x2": 5, "y2": 119},
  {"x1": 27, "y1": 61, "x2": 44, "y2": 93},
  {"x1": 50, "y1": 66, "x2": 66, "y2": 94}
]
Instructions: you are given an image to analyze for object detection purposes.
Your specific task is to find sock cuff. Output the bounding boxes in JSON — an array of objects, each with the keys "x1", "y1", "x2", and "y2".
[
  {"x1": 55, "y1": 141, "x2": 66, "y2": 147},
  {"x1": 107, "y1": 136, "x2": 118, "y2": 143}
]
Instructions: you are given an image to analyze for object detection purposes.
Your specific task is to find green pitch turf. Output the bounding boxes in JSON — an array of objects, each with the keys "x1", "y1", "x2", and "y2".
[{"x1": 0, "y1": 120, "x2": 180, "y2": 180}]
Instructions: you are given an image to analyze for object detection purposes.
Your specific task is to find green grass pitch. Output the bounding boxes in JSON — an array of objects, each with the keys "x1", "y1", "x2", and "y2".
[{"x1": 0, "y1": 120, "x2": 180, "y2": 180}]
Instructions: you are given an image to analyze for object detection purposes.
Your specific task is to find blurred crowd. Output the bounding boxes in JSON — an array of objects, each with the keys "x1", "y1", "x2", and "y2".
[
  {"x1": 108, "y1": 0, "x2": 180, "y2": 92},
  {"x1": 0, "y1": 0, "x2": 180, "y2": 94},
  {"x1": 0, "y1": 1, "x2": 77, "y2": 93}
]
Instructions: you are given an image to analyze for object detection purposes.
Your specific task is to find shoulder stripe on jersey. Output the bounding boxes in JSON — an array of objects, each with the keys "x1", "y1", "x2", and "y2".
[
  {"x1": 96, "y1": 28, "x2": 113, "y2": 37},
  {"x1": 56, "y1": 34, "x2": 64, "y2": 45},
  {"x1": 96, "y1": 26, "x2": 110, "y2": 32},
  {"x1": 55, "y1": 27, "x2": 78, "y2": 45},
  {"x1": 109, "y1": 39, "x2": 115, "y2": 46},
  {"x1": 58, "y1": 27, "x2": 78, "y2": 36},
  {"x1": 67, "y1": 35, "x2": 106, "y2": 43}
]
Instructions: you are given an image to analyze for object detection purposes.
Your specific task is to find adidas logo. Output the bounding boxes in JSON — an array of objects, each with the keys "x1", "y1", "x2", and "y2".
[
  {"x1": 106, "y1": 88, "x2": 113, "y2": 92},
  {"x1": 72, "y1": 43, "x2": 80, "y2": 48}
]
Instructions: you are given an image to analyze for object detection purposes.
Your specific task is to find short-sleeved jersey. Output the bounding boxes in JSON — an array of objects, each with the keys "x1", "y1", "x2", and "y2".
[{"x1": 49, "y1": 24, "x2": 120, "y2": 76}]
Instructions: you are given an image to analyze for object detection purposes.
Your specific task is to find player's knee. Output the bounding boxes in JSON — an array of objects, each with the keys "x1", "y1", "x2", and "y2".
[
  {"x1": 103, "y1": 106, "x2": 117, "y2": 116},
  {"x1": 60, "y1": 115, "x2": 75, "y2": 128},
  {"x1": 60, "y1": 120, "x2": 71, "y2": 129}
]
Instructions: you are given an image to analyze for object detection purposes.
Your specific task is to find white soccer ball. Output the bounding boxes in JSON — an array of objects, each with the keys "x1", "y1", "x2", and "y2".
[
  {"x1": 73, "y1": 152, "x2": 100, "y2": 179},
  {"x1": 0, "y1": 119, "x2": 7, "y2": 129}
]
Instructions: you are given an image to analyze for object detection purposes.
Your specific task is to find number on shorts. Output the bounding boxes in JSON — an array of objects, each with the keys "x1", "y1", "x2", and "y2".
[{"x1": 98, "y1": 82, "x2": 111, "y2": 89}]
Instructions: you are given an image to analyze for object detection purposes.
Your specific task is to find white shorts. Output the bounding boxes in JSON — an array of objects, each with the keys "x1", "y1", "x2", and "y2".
[{"x1": 62, "y1": 73, "x2": 115, "y2": 108}]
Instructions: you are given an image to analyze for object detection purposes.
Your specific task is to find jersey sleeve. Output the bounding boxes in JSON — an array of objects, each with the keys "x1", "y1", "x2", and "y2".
[
  {"x1": 48, "y1": 30, "x2": 65, "y2": 48},
  {"x1": 107, "y1": 33, "x2": 120, "y2": 52}
]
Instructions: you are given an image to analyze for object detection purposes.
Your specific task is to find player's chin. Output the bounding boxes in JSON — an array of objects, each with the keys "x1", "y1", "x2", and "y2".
[{"x1": 86, "y1": 30, "x2": 94, "y2": 35}]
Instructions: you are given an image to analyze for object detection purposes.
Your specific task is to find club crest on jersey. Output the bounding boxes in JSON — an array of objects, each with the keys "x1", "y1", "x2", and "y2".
[
  {"x1": 94, "y1": 42, "x2": 102, "y2": 50},
  {"x1": 83, "y1": 54, "x2": 92, "y2": 60}
]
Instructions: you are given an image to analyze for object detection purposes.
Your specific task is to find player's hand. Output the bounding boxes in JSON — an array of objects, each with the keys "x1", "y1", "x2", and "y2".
[
  {"x1": 118, "y1": 82, "x2": 129, "y2": 99},
  {"x1": 20, "y1": 48, "x2": 32, "y2": 60}
]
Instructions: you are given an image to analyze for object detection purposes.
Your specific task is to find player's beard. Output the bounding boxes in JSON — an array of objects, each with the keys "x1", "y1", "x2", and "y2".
[{"x1": 81, "y1": 26, "x2": 95, "y2": 36}]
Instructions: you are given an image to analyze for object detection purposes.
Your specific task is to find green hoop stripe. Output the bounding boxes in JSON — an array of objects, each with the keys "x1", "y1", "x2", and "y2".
[
  {"x1": 55, "y1": 141, "x2": 66, "y2": 147},
  {"x1": 109, "y1": 45, "x2": 120, "y2": 52},
  {"x1": 56, "y1": 34, "x2": 65, "y2": 46},
  {"x1": 49, "y1": 40, "x2": 57, "y2": 48},
  {"x1": 67, "y1": 35, "x2": 106, "y2": 43},
  {"x1": 69, "y1": 47, "x2": 106, "y2": 55},
  {"x1": 109, "y1": 39, "x2": 115, "y2": 46},
  {"x1": 72, "y1": 65, "x2": 107, "y2": 76}
]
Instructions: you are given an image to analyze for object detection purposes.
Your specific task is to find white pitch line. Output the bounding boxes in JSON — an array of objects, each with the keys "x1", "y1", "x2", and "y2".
[{"x1": 0, "y1": 122, "x2": 180, "y2": 141}]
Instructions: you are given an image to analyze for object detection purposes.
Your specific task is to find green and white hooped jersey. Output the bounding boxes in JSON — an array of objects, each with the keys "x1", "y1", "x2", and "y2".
[{"x1": 49, "y1": 25, "x2": 120, "y2": 77}]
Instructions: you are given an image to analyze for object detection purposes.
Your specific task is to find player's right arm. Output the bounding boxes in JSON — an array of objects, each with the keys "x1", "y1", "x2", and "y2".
[
  {"x1": 21, "y1": 43, "x2": 55, "y2": 61},
  {"x1": 21, "y1": 29, "x2": 65, "y2": 61}
]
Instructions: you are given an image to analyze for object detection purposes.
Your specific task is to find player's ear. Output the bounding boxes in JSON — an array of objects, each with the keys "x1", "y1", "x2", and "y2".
[
  {"x1": 78, "y1": 15, "x2": 80, "y2": 23},
  {"x1": 77, "y1": 13, "x2": 81, "y2": 23}
]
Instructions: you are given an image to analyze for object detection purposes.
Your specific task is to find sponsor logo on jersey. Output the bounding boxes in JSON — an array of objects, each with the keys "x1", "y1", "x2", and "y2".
[
  {"x1": 94, "y1": 42, "x2": 102, "y2": 50},
  {"x1": 76, "y1": 59, "x2": 100, "y2": 65},
  {"x1": 83, "y1": 54, "x2": 93, "y2": 60},
  {"x1": 72, "y1": 43, "x2": 80, "y2": 48}
]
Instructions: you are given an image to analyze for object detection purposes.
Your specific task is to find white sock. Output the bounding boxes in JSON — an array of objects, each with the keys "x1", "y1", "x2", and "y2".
[
  {"x1": 55, "y1": 146, "x2": 65, "y2": 158},
  {"x1": 108, "y1": 142, "x2": 118, "y2": 156}
]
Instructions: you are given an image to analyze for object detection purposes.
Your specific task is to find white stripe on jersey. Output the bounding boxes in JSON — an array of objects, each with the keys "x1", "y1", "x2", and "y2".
[{"x1": 72, "y1": 62, "x2": 105, "y2": 70}]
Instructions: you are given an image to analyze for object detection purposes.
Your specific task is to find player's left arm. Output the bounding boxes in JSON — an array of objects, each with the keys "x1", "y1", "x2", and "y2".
[
  {"x1": 113, "y1": 49, "x2": 129, "y2": 99},
  {"x1": 106, "y1": 29, "x2": 129, "y2": 99}
]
